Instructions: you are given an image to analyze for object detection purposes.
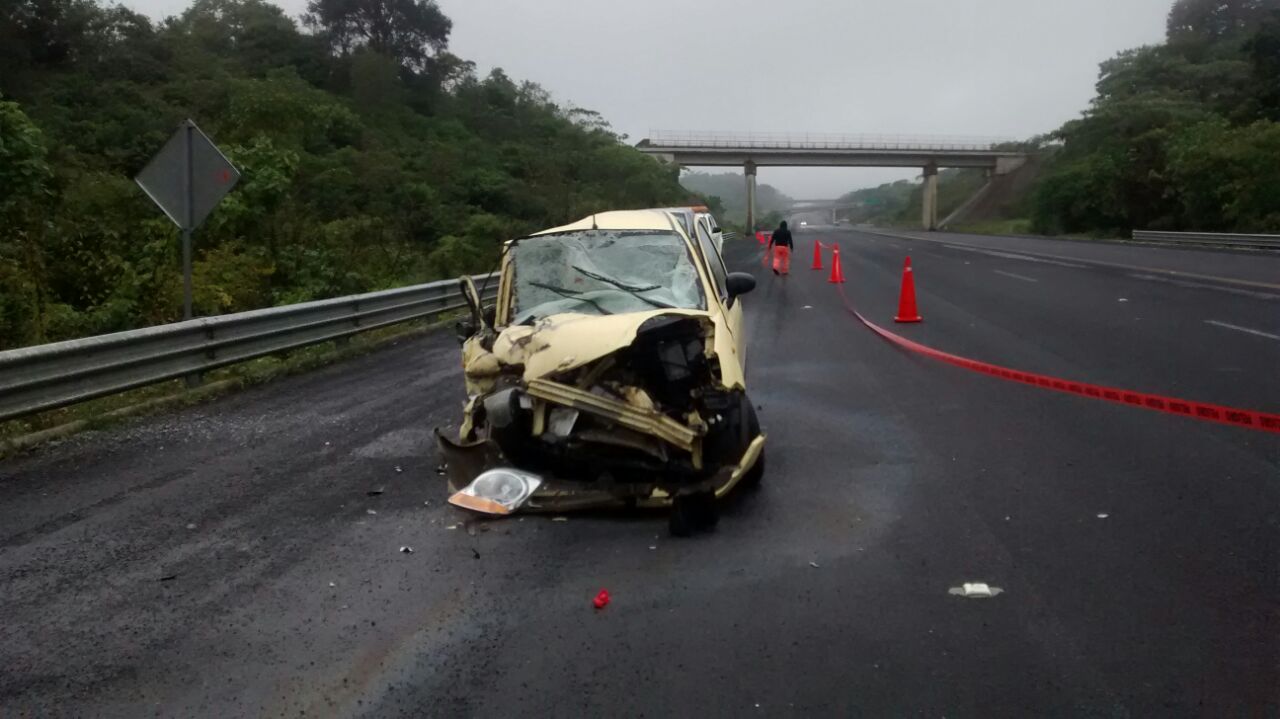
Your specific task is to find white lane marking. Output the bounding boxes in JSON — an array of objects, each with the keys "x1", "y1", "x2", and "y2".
[
  {"x1": 1204, "y1": 320, "x2": 1280, "y2": 341},
  {"x1": 943, "y1": 244, "x2": 1087, "y2": 269},
  {"x1": 992, "y1": 270, "x2": 1039, "y2": 283},
  {"x1": 1129, "y1": 274, "x2": 1279, "y2": 301},
  {"x1": 858, "y1": 228, "x2": 1280, "y2": 291}
]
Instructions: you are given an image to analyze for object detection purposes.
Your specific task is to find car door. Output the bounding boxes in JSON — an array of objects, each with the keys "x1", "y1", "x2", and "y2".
[{"x1": 690, "y1": 222, "x2": 746, "y2": 371}]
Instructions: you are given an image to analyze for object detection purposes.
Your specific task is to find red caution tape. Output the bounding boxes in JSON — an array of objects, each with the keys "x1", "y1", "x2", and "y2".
[{"x1": 836, "y1": 285, "x2": 1280, "y2": 434}]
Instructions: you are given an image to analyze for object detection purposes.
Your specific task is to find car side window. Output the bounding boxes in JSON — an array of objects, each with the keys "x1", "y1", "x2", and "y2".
[{"x1": 694, "y1": 224, "x2": 729, "y2": 300}]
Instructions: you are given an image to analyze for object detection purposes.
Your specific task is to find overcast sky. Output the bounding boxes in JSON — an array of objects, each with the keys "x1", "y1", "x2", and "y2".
[{"x1": 125, "y1": 0, "x2": 1173, "y2": 197}]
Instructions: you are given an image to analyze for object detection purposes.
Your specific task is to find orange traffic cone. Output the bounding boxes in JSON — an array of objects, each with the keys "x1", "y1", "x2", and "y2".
[
  {"x1": 811, "y1": 241, "x2": 823, "y2": 270},
  {"x1": 828, "y1": 245, "x2": 845, "y2": 284},
  {"x1": 894, "y1": 256, "x2": 923, "y2": 323}
]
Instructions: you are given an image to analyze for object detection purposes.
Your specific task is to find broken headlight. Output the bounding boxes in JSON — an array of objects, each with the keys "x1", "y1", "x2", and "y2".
[{"x1": 448, "y1": 468, "x2": 543, "y2": 515}]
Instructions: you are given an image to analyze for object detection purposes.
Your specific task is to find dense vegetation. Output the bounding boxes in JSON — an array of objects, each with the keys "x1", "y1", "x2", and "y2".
[
  {"x1": 833, "y1": 169, "x2": 988, "y2": 227},
  {"x1": 1032, "y1": 0, "x2": 1280, "y2": 235},
  {"x1": 678, "y1": 171, "x2": 794, "y2": 229},
  {"x1": 0, "y1": 0, "x2": 695, "y2": 350}
]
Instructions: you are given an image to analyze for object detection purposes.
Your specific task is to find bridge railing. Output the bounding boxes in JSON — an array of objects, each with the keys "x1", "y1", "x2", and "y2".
[
  {"x1": 644, "y1": 131, "x2": 1016, "y2": 152},
  {"x1": 0, "y1": 274, "x2": 496, "y2": 423}
]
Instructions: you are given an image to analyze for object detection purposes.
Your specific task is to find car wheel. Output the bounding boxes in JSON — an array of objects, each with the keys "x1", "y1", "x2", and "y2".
[
  {"x1": 670, "y1": 491, "x2": 718, "y2": 537},
  {"x1": 669, "y1": 496, "x2": 697, "y2": 537}
]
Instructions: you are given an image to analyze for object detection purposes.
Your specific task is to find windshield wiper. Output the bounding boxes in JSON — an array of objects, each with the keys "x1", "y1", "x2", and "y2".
[
  {"x1": 528, "y1": 281, "x2": 613, "y2": 316},
  {"x1": 570, "y1": 266, "x2": 675, "y2": 310}
]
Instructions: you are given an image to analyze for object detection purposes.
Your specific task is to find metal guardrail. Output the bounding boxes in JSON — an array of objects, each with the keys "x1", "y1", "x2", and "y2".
[
  {"x1": 0, "y1": 274, "x2": 496, "y2": 423},
  {"x1": 1132, "y1": 230, "x2": 1280, "y2": 250},
  {"x1": 644, "y1": 130, "x2": 1017, "y2": 153}
]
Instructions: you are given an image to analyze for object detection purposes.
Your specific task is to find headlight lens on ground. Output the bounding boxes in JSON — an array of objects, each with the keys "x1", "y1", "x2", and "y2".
[{"x1": 448, "y1": 468, "x2": 543, "y2": 515}]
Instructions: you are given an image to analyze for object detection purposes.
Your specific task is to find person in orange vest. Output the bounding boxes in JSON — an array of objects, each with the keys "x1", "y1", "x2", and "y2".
[{"x1": 767, "y1": 220, "x2": 794, "y2": 275}]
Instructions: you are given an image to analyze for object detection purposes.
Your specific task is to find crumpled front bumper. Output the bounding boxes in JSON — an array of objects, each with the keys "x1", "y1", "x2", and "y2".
[{"x1": 435, "y1": 429, "x2": 765, "y2": 512}]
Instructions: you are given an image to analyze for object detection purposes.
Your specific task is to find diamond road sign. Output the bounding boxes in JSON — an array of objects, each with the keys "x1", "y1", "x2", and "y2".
[{"x1": 135, "y1": 120, "x2": 239, "y2": 231}]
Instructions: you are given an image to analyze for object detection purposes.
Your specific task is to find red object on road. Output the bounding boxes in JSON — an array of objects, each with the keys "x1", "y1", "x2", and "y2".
[
  {"x1": 811, "y1": 241, "x2": 823, "y2": 270},
  {"x1": 894, "y1": 256, "x2": 923, "y2": 323},
  {"x1": 593, "y1": 589, "x2": 610, "y2": 609},
  {"x1": 828, "y1": 245, "x2": 846, "y2": 284}
]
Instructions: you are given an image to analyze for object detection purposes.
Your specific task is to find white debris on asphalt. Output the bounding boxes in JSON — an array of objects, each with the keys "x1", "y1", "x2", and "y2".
[
  {"x1": 394, "y1": 465, "x2": 403, "y2": 473},
  {"x1": 1097, "y1": 513, "x2": 1110, "y2": 519},
  {"x1": 949, "y1": 582, "x2": 1003, "y2": 598},
  {"x1": 329, "y1": 582, "x2": 336, "y2": 588},
  {"x1": 445, "y1": 524, "x2": 458, "y2": 530},
  {"x1": 551, "y1": 516, "x2": 569, "y2": 522},
  {"x1": 1118, "y1": 298, "x2": 1130, "y2": 302},
  {"x1": 366, "y1": 509, "x2": 377, "y2": 515},
  {"x1": 185, "y1": 523, "x2": 197, "y2": 530},
  {"x1": 399, "y1": 546, "x2": 414, "y2": 554},
  {"x1": 803, "y1": 305, "x2": 813, "y2": 309},
  {"x1": 649, "y1": 546, "x2": 657, "y2": 550}
]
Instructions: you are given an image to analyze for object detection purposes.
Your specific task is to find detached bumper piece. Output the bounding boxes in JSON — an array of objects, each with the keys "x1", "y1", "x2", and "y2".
[{"x1": 524, "y1": 378, "x2": 700, "y2": 453}]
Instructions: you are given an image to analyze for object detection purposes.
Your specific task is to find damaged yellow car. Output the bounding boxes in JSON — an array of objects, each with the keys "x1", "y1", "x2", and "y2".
[{"x1": 437, "y1": 209, "x2": 764, "y2": 535}]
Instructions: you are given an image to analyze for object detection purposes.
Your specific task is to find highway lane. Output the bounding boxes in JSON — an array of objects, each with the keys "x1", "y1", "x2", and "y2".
[{"x1": 0, "y1": 233, "x2": 1277, "y2": 716}]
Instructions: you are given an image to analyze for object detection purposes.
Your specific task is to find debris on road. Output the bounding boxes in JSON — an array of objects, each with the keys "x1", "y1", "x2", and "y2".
[
  {"x1": 471, "y1": 548, "x2": 480, "y2": 559},
  {"x1": 399, "y1": 546, "x2": 414, "y2": 554},
  {"x1": 366, "y1": 488, "x2": 384, "y2": 496},
  {"x1": 592, "y1": 589, "x2": 611, "y2": 609},
  {"x1": 551, "y1": 516, "x2": 569, "y2": 522},
  {"x1": 185, "y1": 523, "x2": 197, "y2": 530},
  {"x1": 803, "y1": 305, "x2": 813, "y2": 309},
  {"x1": 649, "y1": 545, "x2": 657, "y2": 550},
  {"x1": 809, "y1": 561, "x2": 820, "y2": 568},
  {"x1": 445, "y1": 524, "x2": 458, "y2": 530},
  {"x1": 159, "y1": 574, "x2": 177, "y2": 582},
  {"x1": 434, "y1": 464, "x2": 447, "y2": 476},
  {"x1": 949, "y1": 582, "x2": 1003, "y2": 598},
  {"x1": 1118, "y1": 298, "x2": 1130, "y2": 303},
  {"x1": 1097, "y1": 513, "x2": 1110, "y2": 519},
  {"x1": 366, "y1": 508, "x2": 377, "y2": 515},
  {"x1": 329, "y1": 582, "x2": 336, "y2": 587},
  {"x1": 422, "y1": 500, "x2": 431, "y2": 506},
  {"x1": 394, "y1": 465, "x2": 403, "y2": 473}
]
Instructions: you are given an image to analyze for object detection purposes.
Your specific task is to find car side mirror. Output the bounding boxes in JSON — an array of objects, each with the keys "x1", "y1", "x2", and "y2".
[
  {"x1": 454, "y1": 319, "x2": 477, "y2": 344},
  {"x1": 726, "y1": 272, "x2": 756, "y2": 299}
]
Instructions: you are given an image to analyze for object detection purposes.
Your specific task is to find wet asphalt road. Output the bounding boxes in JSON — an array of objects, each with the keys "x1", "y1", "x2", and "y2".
[{"x1": 1, "y1": 230, "x2": 1277, "y2": 717}]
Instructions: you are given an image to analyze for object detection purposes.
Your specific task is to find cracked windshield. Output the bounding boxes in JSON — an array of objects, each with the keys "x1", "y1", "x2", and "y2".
[
  {"x1": 512, "y1": 231, "x2": 705, "y2": 323},
  {"x1": 1, "y1": 0, "x2": 1277, "y2": 715}
]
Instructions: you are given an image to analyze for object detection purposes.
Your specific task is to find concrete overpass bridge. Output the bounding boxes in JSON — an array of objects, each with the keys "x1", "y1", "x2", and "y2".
[
  {"x1": 637, "y1": 131, "x2": 1028, "y2": 231},
  {"x1": 787, "y1": 200, "x2": 864, "y2": 224}
]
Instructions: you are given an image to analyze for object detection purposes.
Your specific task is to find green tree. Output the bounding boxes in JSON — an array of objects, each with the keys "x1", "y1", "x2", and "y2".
[
  {"x1": 304, "y1": 0, "x2": 450, "y2": 71},
  {"x1": 0, "y1": 99, "x2": 55, "y2": 347}
]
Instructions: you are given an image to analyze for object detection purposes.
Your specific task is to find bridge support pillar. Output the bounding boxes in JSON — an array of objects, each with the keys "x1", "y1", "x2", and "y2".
[
  {"x1": 922, "y1": 163, "x2": 939, "y2": 231},
  {"x1": 744, "y1": 161, "x2": 757, "y2": 234}
]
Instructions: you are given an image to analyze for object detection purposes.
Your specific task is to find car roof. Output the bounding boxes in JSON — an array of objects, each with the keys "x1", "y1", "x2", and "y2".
[{"x1": 531, "y1": 209, "x2": 683, "y2": 236}]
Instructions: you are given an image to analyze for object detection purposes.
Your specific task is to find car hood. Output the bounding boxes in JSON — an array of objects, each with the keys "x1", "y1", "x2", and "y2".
[{"x1": 491, "y1": 309, "x2": 713, "y2": 381}]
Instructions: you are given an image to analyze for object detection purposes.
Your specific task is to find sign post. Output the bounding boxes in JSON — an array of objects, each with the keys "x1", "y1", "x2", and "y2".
[
  {"x1": 136, "y1": 120, "x2": 240, "y2": 385},
  {"x1": 136, "y1": 119, "x2": 240, "y2": 323}
]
